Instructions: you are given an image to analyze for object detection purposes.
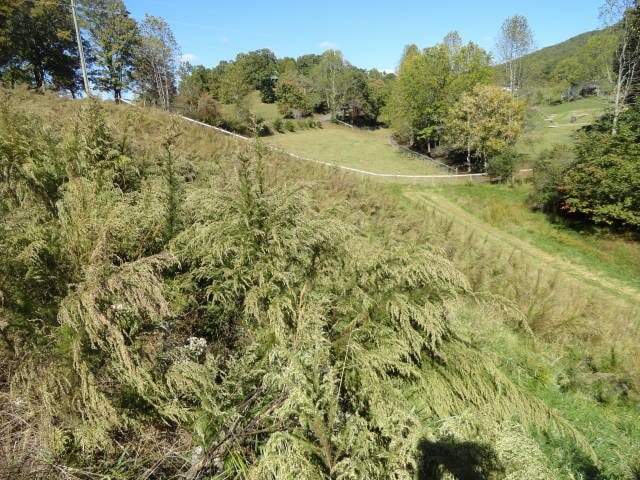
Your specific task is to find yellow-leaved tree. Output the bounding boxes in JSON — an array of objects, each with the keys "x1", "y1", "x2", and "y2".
[{"x1": 445, "y1": 84, "x2": 525, "y2": 172}]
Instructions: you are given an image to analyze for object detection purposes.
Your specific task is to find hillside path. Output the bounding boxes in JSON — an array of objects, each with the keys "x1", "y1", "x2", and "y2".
[{"x1": 403, "y1": 187, "x2": 640, "y2": 306}]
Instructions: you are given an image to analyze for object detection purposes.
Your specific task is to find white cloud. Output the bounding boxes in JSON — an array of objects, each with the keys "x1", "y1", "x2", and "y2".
[
  {"x1": 219, "y1": 36, "x2": 230, "y2": 44},
  {"x1": 318, "y1": 40, "x2": 337, "y2": 49},
  {"x1": 179, "y1": 53, "x2": 198, "y2": 63}
]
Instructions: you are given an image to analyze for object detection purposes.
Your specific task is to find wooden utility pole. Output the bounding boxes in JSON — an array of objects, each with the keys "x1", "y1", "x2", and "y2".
[{"x1": 70, "y1": 0, "x2": 90, "y2": 96}]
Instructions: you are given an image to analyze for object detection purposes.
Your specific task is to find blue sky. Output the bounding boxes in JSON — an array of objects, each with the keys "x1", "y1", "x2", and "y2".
[{"x1": 123, "y1": 0, "x2": 605, "y2": 71}]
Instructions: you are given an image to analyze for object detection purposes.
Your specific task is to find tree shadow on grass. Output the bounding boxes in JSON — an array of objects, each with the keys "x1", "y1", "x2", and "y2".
[{"x1": 416, "y1": 438, "x2": 505, "y2": 480}]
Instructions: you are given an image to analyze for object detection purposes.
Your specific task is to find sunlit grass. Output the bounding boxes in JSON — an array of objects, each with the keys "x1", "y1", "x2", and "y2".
[
  {"x1": 430, "y1": 182, "x2": 640, "y2": 290},
  {"x1": 264, "y1": 123, "x2": 444, "y2": 175},
  {"x1": 516, "y1": 96, "x2": 609, "y2": 160}
]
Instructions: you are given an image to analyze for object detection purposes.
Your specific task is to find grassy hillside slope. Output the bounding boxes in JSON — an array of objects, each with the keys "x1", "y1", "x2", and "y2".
[{"x1": 1, "y1": 89, "x2": 638, "y2": 479}]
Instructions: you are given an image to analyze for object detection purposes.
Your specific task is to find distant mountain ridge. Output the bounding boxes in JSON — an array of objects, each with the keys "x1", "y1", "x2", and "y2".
[{"x1": 497, "y1": 27, "x2": 617, "y2": 89}]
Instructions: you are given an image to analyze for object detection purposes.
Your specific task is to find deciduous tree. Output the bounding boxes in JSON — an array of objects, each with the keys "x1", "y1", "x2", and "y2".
[
  {"x1": 445, "y1": 84, "x2": 525, "y2": 171},
  {"x1": 275, "y1": 71, "x2": 316, "y2": 117},
  {"x1": 0, "y1": 1, "x2": 80, "y2": 93},
  {"x1": 496, "y1": 15, "x2": 534, "y2": 94},
  {"x1": 600, "y1": 0, "x2": 640, "y2": 134},
  {"x1": 386, "y1": 34, "x2": 491, "y2": 151},
  {"x1": 559, "y1": 101, "x2": 640, "y2": 228},
  {"x1": 235, "y1": 49, "x2": 278, "y2": 102},
  {"x1": 134, "y1": 14, "x2": 180, "y2": 110},
  {"x1": 386, "y1": 44, "x2": 451, "y2": 149},
  {"x1": 83, "y1": 0, "x2": 139, "y2": 102}
]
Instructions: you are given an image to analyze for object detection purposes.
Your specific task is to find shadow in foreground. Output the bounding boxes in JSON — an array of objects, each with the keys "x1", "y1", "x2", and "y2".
[{"x1": 416, "y1": 438, "x2": 504, "y2": 480}]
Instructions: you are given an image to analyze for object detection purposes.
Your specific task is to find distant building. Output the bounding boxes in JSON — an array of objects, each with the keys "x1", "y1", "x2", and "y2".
[{"x1": 562, "y1": 82, "x2": 600, "y2": 102}]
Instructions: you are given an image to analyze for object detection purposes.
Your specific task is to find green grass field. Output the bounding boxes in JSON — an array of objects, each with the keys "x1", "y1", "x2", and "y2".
[
  {"x1": 516, "y1": 96, "x2": 609, "y2": 160},
  {"x1": 426, "y1": 182, "x2": 640, "y2": 291},
  {"x1": 264, "y1": 123, "x2": 445, "y2": 175},
  {"x1": 251, "y1": 93, "x2": 607, "y2": 172}
]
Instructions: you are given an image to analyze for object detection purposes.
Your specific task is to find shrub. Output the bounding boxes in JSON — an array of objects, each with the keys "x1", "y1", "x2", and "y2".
[
  {"x1": 487, "y1": 149, "x2": 522, "y2": 182},
  {"x1": 272, "y1": 117, "x2": 283, "y2": 133},
  {"x1": 283, "y1": 119, "x2": 295, "y2": 132},
  {"x1": 529, "y1": 144, "x2": 573, "y2": 213},
  {"x1": 558, "y1": 104, "x2": 640, "y2": 229},
  {"x1": 196, "y1": 93, "x2": 220, "y2": 125}
]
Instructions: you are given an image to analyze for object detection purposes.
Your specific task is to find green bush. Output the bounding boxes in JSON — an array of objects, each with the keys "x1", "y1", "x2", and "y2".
[
  {"x1": 487, "y1": 149, "x2": 522, "y2": 182},
  {"x1": 559, "y1": 104, "x2": 640, "y2": 229},
  {"x1": 272, "y1": 117, "x2": 283, "y2": 133},
  {"x1": 529, "y1": 144, "x2": 574, "y2": 213},
  {"x1": 283, "y1": 119, "x2": 295, "y2": 132}
]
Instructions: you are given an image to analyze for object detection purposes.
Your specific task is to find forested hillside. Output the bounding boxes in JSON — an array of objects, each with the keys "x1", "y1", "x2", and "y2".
[{"x1": 520, "y1": 28, "x2": 617, "y2": 87}]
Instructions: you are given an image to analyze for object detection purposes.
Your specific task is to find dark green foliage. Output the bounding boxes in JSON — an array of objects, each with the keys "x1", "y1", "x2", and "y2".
[
  {"x1": 83, "y1": 0, "x2": 139, "y2": 102},
  {"x1": 558, "y1": 103, "x2": 640, "y2": 229},
  {"x1": 0, "y1": 1, "x2": 80, "y2": 93},
  {"x1": 235, "y1": 48, "x2": 278, "y2": 100},
  {"x1": 487, "y1": 150, "x2": 522, "y2": 182},
  {"x1": 529, "y1": 145, "x2": 574, "y2": 213},
  {"x1": 517, "y1": 28, "x2": 617, "y2": 88},
  {"x1": 177, "y1": 49, "x2": 389, "y2": 129}
]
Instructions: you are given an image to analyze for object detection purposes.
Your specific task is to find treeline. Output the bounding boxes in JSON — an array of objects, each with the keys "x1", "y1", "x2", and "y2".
[
  {"x1": 0, "y1": 0, "x2": 180, "y2": 108},
  {"x1": 178, "y1": 49, "x2": 395, "y2": 127},
  {"x1": 0, "y1": 2, "x2": 529, "y2": 173},
  {"x1": 180, "y1": 30, "x2": 527, "y2": 173},
  {"x1": 383, "y1": 31, "x2": 527, "y2": 173},
  {"x1": 533, "y1": 99, "x2": 640, "y2": 230}
]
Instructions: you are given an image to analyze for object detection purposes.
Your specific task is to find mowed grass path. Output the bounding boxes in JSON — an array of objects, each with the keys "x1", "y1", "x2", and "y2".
[
  {"x1": 264, "y1": 123, "x2": 444, "y2": 175},
  {"x1": 424, "y1": 183, "x2": 640, "y2": 293}
]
